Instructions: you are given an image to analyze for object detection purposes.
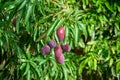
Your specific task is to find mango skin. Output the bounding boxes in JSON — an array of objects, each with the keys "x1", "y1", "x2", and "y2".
[
  {"x1": 57, "y1": 27, "x2": 65, "y2": 41},
  {"x1": 61, "y1": 44, "x2": 70, "y2": 52},
  {"x1": 41, "y1": 45, "x2": 50, "y2": 55},
  {"x1": 48, "y1": 40, "x2": 56, "y2": 48},
  {"x1": 54, "y1": 45, "x2": 62, "y2": 58},
  {"x1": 56, "y1": 54, "x2": 65, "y2": 64}
]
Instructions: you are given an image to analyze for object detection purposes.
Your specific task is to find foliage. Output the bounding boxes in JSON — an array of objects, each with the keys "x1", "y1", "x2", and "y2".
[{"x1": 0, "y1": 0, "x2": 120, "y2": 80}]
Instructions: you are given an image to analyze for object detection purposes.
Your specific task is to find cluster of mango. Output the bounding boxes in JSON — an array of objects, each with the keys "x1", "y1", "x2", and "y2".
[
  {"x1": 12, "y1": 18, "x2": 70, "y2": 64},
  {"x1": 41, "y1": 27, "x2": 70, "y2": 64}
]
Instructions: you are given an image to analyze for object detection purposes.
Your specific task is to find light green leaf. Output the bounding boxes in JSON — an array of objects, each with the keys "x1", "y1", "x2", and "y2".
[
  {"x1": 33, "y1": 27, "x2": 38, "y2": 41},
  {"x1": 105, "y1": 2, "x2": 113, "y2": 12},
  {"x1": 118, "y1": 6, "x2": 120, "y2": 12},
  {"x1": 46, "y1": 18, "x2": 59, "y2": 36},
  {"x1": 20, "y1": 63, "x2": 26, "y2": 70},
  {"x1": 54, "y1": 18, "x2": 65, "y2": 31},
  {"x1": 79, "y1": 39, "x2": 85, "y2": 48},
  {"x1": 78, "y1": 22, "x2": 87, "y2": 41},
  {"x1": 79, "y1": 58, "x2": 88, "y2": 74},
  {"x1": 26, "y1": 51, "x2": 31, "y2": 60},
  {"x1": 86, "y1": 0, "x2": 89, "y2": 5},
  {"x1": 74, "y1": 25, "x2": 79, "y2": 47},
  {"x1": 47, "y1": 18, "x2": 65, "y2": 36},
  {"x1": 55, "y1": 31, "x2": 59, "y2": 44},
  {"x1": 82, "y1": 0, "x2": 86, "y2": 9},
  {"x1": 30, "y1": 61, "x2": 40, "y2": 77},
  {"x1": 64, "y1": 26, "x2": 69, "y2": 43},
  {"x1": 18, "y1": 0, "x2": 27, "y2": 10},
  {"x1": 23, "y1": 63, "x2": 30, "y2": 76},
  {"x1": 62, "y1": 65, "x2": 68, "y2": 80},
  {"x1": 93, "y1": 59, "x2": 97, "y2": 70},
  {"x1": 116, "y1": 62, "x2": 120, "y2": 73},
  {"x1": 6, "y1": 0, "x2": 23, "y2": 10},
  {"x1": 111, "y1": 67, "x2": 116, "y2": 77},
  {"x1": 109, "y1": 58, "x2": 113, "y2": 67},
  {"x1": 25, "y1": 3, "x2": 33, "y2": 31},
  {"x1": 27, "y1": 70, "x2": 30, "y2": 80},
  {"x1": 87, "y1": 41, "x2": 96, "y2": 45},
  {"x1": 25, "y1": 4, "x2": 33, "y2": 24}
]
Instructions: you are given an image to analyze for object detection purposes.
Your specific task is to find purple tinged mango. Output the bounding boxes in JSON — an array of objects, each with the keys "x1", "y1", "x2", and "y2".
[
  {"x1": 54, "y1": 45, "x2": 62, "y2": 58},
  {"x1": 56, "y1": 54, "x2": 65, "y2": 64},
  {"x1": 57, "y1": 27, "x2": 65, "y2": 41},
  {"x1": 41, "y1": 45, "x2": 50, "y2": 55},
  {"x1": 48, "y1": 40, "x2": 56, "y2": 48},
  {"x1": 61, "y1": 44, "x2": 70, "y2": 52}
]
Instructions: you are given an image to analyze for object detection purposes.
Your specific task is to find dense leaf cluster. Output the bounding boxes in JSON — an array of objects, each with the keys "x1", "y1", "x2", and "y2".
[{"x1": 0, "y1": 0, "x2": 120, "y2": 80}]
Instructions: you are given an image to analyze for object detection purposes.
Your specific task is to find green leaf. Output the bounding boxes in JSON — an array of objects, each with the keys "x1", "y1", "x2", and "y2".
[
  {"x1": 105, "y1": 2, "x2": 113, "y2": 12},
  {"x1": 109, "y1": 58, "x2": 113, "y2": 67},
  {"x1": 30, "y1": 61, "x2": 40, "y2": 77},
  {"x1": 0, "y1": 39, "x2": 3, "y2": 46},
  {"x1": 26, "y1": 20, "x2": 30, "y2": 32},
  {"x1": 111, "y1": 67, "x2": 116, "y2": 77},
  {"x1": 26, "y1": 51, "x2": 31, "y2": 60},
  {"x1": 116, "y1": 62, "x2": 120, "y2": 73},
  {"x1": 39, "y1": 15, "x2": 50, "y2": 23},
  {"x1": 38, "y1": 60, "x2": 47, "y2": 65},
  {"x1": 32, "y1": 56, "x2": 44, "y2": 62},
  {"x1": 74, "y1": 25, "x2": 79, "y2": 47},
  {"x1": 18, "y1": 0, "x2": 27, "y2": 10},
  {"x1": 54, "y1": 18, "x2": 65, "y2": 31},
  {"x1": 86, "y1": 0, "x2": 89, "y2": 5},
  {"x1": 6, "y1": 0, "x2": 23, "y2": 11},
  {"x1": 25, "y1": 4, "x2": 33, "y2": 30},
  {"x1": 38, "y1": 1, "x2": 45, "y2": 15},
  {"x1": 55, "y1": 30, "x2": 60, "y2": 44},
  {"x1": 97, "y1": 6, "x2": 102, "y2": 13},
  {"x1": 20, "y1": 63, "x2": 26, "y2": 70},
  {"x1": 64, "y1": 26, "x2": 69, "y2": 43},
  {"x1": 82, "y1": 0, "x2": 86, "y2": 9},
  {"x1": 93, "y1": 59, "x2": 97, "y2": 70},
  {"x1": 88, "y1": 58, "x2": 92, "y2": 69},
  {"x1": 65, "y1": 62, "x2": 74, "y2": 77},
  {"x1": 27, "y1": 70, "x2": 30, "y2": 80},
  {"x1": 23, "y1": 63, "x2": 30, "y2": 76},
  {"x1": 79, "y1": 38, "x2": 85, "y2": 48},
  {"x1": 16, "y1": 9, "x2": 23, "y2": 33},
  {"x1": 47, "y1": 17, "x2": 65, "y2": 36},
  {"x1": 118, "y1": 6, "x2": 120, "y2": 12},
  {"x1": 33, "y1": 26, "x2": 38, "y2": 41},
  {"x1": 4, "y1": 33, "x2": 8, "y2": 44},
  {"x1": 87, "y1": 41, "x2": 96, "y2": 45},
  {"x1": 79, "y1": 58, "x2": 88, "y2": 74},
  {"x1": 88, "y1": 24, "x2": 95, "y2": 39},
  {"x1": 25, "y1": 3, "x2": 33, "y2": 23},
  {"x1": 62, "y1": 65, "x2": 68, "y2": 80},
  {"x1": 78, "y1": 22, "x2": 87, "y2": 41},
  {"x1": 96, "y1": 0, "x2": 101, "y2": 6}
]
